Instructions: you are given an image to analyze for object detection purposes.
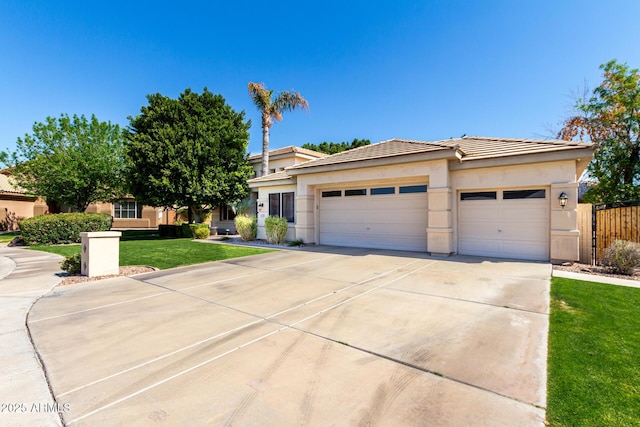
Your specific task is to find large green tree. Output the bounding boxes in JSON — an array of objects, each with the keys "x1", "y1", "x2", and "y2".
[
  {"x1": 302, "y1": 138, "x2": 371, "y2": 155},
  {"x1": 126, "y1": 88, "x2": 253, "y2": 222},
  {"x1": 248, "y1": 82, "x2": 309, "y2": 176},
  {"x1": 559, "y1": 60, "x2": 640, "y2": 203},
  {"x1": 10, "y1": 114, "x2": 126, "y2": 212}
]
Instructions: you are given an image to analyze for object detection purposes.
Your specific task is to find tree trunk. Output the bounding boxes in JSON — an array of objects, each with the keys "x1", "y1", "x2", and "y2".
[
  {"x1": 261, "y1": 115, "x2": 270, "y2": 177},
  {"x1": 47, "y1": 200, "x2": 61, "y2": 214},
  {"x1": 187, "y1": 206, "x2": 194, "y2": 223}
]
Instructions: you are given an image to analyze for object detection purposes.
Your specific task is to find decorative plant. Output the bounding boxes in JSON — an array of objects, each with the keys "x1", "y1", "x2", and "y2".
[
  {"x1": 234, "y1": 214, "x2": 257, "y2": 241},
  {"x1": 264, "y1": 215, "x2": 288, "y2": 244},
  {"x1": 600, "y1": 240, "x2": 640, "y2": 275},
  {"x1": 60, "y1": 253, "x2": 81, "y2": 275}
]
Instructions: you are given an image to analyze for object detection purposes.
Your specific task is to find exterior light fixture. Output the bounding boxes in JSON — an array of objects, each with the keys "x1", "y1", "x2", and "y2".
[{"x1": 558, "y1": 192, "x2": 568, "y2": 208}]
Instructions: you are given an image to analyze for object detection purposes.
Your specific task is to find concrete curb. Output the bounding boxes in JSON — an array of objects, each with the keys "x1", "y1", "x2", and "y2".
[
  {"x1": 552, "y1": 269, "x2": 640, "y2": 289},
  {"x1": 0, "y1": 247, "x2": 64, "y2": 427}
]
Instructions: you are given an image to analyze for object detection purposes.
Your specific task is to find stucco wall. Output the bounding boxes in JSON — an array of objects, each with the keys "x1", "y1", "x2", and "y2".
[
  {"x1": 450, "y1": 160, "x2": 580, "y2": 261},
  {"x1": 256, "y1": 183, "x2": 297, "y2": 241}
]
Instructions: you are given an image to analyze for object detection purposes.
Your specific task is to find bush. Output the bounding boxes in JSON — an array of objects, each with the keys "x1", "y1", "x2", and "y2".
[
  {"x1": 60, "y1": 253, "x2": 81, "y2": 275},
  {"x1": 264, "y1": 216, "x2": 288, "y2": 244},
  {"x1": 601, "y1": 240, "x2": 640, "y2": 275},
  {"x1": 193, "y1": 226, "x2": 211, "y2": 239},
  {"x1": 19, "y1": 213, "x2": 112, "y2": 245},
  {"x1": 234, "y1": 215, "x2": 257, "y2": 241},
  {"x1": 189, "y1": 223, "x2": 210, "y2": 239}
]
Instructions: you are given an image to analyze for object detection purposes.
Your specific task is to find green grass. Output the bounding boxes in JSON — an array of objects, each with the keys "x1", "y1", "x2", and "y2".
[
  {"x1": 0, "y1": 231, "x2": 20, "y2": 243},
  {"x1": 28, "y1": 238, "x2": 274, "y2": 270},
  {"x1": 547, "y1": 277, "x2": 640, "y2": 426}
]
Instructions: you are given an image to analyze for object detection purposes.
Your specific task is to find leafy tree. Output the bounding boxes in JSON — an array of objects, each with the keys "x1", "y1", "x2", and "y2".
[
  {"x1": 126, "y1": 88, "x2": 253, "y2": 223},
  {"x1": 248, "y1": 82, "x2": 309, "y2": 176},
  {"x1": 559, "y1": 60, "x2": 640, "y2": 203},
  {"x1": 302, "y1": 138, "x2": 371, "y2": 155},
  {"x1": 9, "y1": 114, "x2": 126, "y2": 212}
]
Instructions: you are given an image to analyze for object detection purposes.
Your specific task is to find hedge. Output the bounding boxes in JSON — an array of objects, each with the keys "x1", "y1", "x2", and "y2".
[{"x1": 19, "y1": 213, "x2": 113, "y2": 245}]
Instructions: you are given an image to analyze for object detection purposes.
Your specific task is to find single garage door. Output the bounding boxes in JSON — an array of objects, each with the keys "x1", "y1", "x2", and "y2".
[
  {"x1": 458, "y1": 188, "x2": 549, "y2": 261},
  {"x1": 319, "y1": 184, "x2": 428, "y2": 251}
]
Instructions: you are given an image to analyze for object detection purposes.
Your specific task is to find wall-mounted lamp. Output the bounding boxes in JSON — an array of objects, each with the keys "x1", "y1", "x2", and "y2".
[
  {"x1": 258, "y1": 202, "x2": 264, "y2": 208},
  {"x1": 558, "y1": 192, "x2": 568, "y2": 208}
]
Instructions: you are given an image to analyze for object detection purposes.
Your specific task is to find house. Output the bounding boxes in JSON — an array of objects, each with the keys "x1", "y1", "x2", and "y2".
[
  {"x1": 0, "y1": 173, "x2": 47, "y2": 230},
  {"x1": 210, "y1": 146, "x2": 327, "y2": 233},
  {"x1": 0, "y1": 170, "x2": 176, "y2": 229},
  {"x1": 248, "y1": 136, "x2": 594, "y2": 262}
]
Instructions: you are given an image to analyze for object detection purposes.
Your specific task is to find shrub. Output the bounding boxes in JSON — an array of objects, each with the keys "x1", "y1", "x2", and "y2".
[
  {"x1": 60, "y1": 253, "x2": 81, "y2": 275},
  {"x1": 264, "y1": 216, "x2": 288, "y2": 244},
  {"x1": 19, "y1": 213, "x2": 112, "y2": 245},
  {"x1": 288, "y1": 239, "x2": 304, "y2": 247},
  {"x1": 234, "y1": 215, "x2": 257, "y2": 241},
  {"x1": 600, "y1": 240, "x2": 640, "y2": 275},
  {"x1": 193, "y1": 226, "x2": 211, "y2": 239},
  {"x1": 189, "y1": 223, "x2": 210, "y2": 239}
]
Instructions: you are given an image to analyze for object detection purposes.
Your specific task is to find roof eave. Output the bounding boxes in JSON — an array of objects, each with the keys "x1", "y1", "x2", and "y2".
[
  {"x1": 449, "y1": 146, "x2": 595, "y2": 170},
  {"x1": 286, "y1": 149, "x2": 458, "y2": 176}
]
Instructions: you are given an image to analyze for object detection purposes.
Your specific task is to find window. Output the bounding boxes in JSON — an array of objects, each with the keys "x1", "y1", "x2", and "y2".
[
  {"x1": 269, "y1": 192, "x2": 295, "y2": 222},
  {"x1": 371, "y1": 187, "x2": 395, "y2": 195},
  {"x1": 345, "y1": 189, "x2": 366, "y2": 196},
  {"x1": 220, "y1": 206, "x2": 236, "y2": 221},
  {"x1": 399, "y1": 185, "x2": 428, "y2": 194},
  {"x1": 503, "y1": 189, "x2": 546, "y2": 199},
  {"x1": 322, "y1": 190, "x2": 342, "y2": 198},
  {"x1": 113, "y1": 201, "x2": 142, "y2": 219},
  {"x1": 460, "y1": 191, "x2": 497, "y2": 200}
]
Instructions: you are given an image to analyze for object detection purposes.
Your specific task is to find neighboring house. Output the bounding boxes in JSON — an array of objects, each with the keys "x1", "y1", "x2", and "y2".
[
  {"x1": 0, "y1": 173, "x2": 47, "y2": 229},
  {"x1": 248, "y1": 136, "x2": 594, "y2": 262},
  {"x1": 84, "y1": 200, "x2": 176, "y2": 228},
  {"x1": 210, "y1": 146, "x2": 327, "y2": 233},
  {"x1": 0, "y1": 171, "x2": 176, "y2": 229}
]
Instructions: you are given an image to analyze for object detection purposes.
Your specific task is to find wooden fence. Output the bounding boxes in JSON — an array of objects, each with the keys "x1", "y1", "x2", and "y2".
[{"x1": 577, "y1": 201, "x2": 640, "y2": 264}]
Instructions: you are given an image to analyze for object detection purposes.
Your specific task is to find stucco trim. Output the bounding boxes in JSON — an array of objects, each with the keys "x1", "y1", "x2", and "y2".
[{"x1": 448, "y1": 148, "x2": 594, "y2": 170}]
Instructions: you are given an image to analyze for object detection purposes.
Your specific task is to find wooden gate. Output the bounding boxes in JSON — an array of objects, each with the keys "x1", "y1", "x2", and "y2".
[{"x1": 593, "y1": 200, "x2": 640, "y2": 263}]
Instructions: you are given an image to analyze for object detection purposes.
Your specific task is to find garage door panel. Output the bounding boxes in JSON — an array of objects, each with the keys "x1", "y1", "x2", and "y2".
[
  {"x1": 320, "y1": 186, "x2": 427, "y2": 252},
  {"x1": 458, "y1": 189, "x2": 549, "y2": 261}
]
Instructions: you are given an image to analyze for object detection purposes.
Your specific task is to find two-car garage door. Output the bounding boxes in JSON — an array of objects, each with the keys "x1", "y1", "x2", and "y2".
[
  {"x1": 319, "y1": 184, "x2": 428, "y2": 252},
  {"x1": 458, "y1": 188, "x2": 550, "y2": 261},
  {"x1": 318, "y1": 184, "x2": 550, "y2": 260}
]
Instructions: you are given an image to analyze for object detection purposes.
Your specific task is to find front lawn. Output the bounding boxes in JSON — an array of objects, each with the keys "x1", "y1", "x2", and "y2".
[
  {"x1": 547, "y1": 277, "x2": 640, "y2": 425},
  {"x1": 0, "y1": 231, "x2": 20, "y2": 243},
  {"x1": 28, "y1": 238, "x2": 273, "y2": 270}
]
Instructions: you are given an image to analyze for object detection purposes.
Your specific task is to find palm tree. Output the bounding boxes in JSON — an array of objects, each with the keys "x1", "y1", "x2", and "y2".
[{"x1": 248, "y1": 82, "x2": 309, "y2": 176}]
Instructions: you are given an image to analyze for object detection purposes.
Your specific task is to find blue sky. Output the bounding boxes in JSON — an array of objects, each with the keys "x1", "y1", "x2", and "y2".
[{"x1": 1, "y1": 1, "x2": 640, "y2": 156}]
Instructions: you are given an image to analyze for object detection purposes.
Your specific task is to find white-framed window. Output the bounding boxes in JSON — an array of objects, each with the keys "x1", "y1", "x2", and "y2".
[{"x1": 114, "y1": 201, "x2": 142, "y2": 218}]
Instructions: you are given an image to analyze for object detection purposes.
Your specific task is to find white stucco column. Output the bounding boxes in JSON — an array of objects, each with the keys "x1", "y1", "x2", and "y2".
[
  {"x1": 427, "y1": 187, "x2": 454, "y2": 255},
  {"x1": 294, "y1": 192, "x2": 315, "y2": 244},
  {"x1": 255, "y1": 196, "x2": 268, "y2": 240},
  {"x1": 80, "y1": 231, "x2": 122, "y2": 277},
  {"x1": 550, "y1": 182, "x2": 580, "y2": 261}
]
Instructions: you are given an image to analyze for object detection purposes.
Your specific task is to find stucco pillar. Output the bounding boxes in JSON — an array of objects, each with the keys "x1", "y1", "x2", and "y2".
[
  {"x1": 256, "y1": 196, "x2": 268, "y2": 240},
  {"x1": 294, "y1": 193, "x2": 315, "y2": 244},
  {"x1": 427, "y1": 187, "x2": 454, "y2": 255},
  {"x1": 550, "y1": 183, "x2": 579, "y2": 261},
  {"x1": 80, "y1": 231, "x2": 121, "y2": 277}
]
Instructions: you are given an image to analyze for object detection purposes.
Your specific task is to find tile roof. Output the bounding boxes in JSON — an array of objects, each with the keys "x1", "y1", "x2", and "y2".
[
  {"x1": 287, "y1": 139, "x2": 454, "y2": 170},
  {"x1": 0, "y1": 173, "x2": 26, "y2": 194},
  {"x1": 287, "y1": 136, "x2": 592, "y2": 171},
  {"x1": 437, "y1": 136, "x2": 592, "y2": 160},
  {"x1": 247, "y1": 170, "x2": 293, "y2": 184},
  {"x1": 247, "y1": 146, "x2": 327, "y2": 161}
]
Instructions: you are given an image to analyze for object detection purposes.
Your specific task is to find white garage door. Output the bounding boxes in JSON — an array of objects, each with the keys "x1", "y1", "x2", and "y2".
[
  {"x1": 319, "y1": 184, "x2": 428, "y2": 252},
  {"x1": 458, "y1": 188, "x2": 549, "y2": 261}
]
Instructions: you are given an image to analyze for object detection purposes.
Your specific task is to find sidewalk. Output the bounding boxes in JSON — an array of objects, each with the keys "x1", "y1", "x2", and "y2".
[
  {"x1": 553, "y1": 269, "x2": 640, "y2": 289},
  {"x1": 0, "y1": 247, "x2": 64, "y2": 427}
]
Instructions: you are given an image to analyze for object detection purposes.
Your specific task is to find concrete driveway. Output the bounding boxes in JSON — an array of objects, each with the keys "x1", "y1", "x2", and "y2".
[{"x1": 28, "y1": 247, "x2": 550, "y2": 426}]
